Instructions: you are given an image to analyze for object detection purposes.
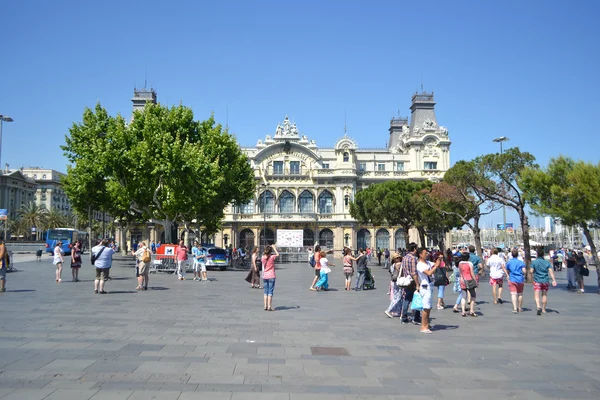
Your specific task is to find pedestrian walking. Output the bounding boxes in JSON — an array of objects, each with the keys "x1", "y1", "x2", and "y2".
[
  {"x1": 70, "y1": 241, "x2": 82, "y2": 282},
  {"x1": 309, "y1": 245, "x2": 322, "y2": 290},
  {"x1": 433, "y1": 251, "x2": 449, "y2": 310},
  {"x1": 0, "y1": 239, "x2": 7, "y2": 292},
  {"x1": 416, "y1": 248, "x2": 442, "y2": 333},
  {"x1": 250, "y1": 246, "x2": 262, "y2": 288},
  {"x1": 134, "y1": 241, "x2": 151, "y2": 290},
  {"x1": 384, "y1": 252, "x2": 403, "y2": 318},
  {"x1": 354, "y1": 249, "x2": 368, "y2": 291},
  {"x1": 342, "y1": 248, "x2": 361, "y2": 291},
  {"x1": 92, "y1": 239, "x2": 115, "y2": 294},
  {"x1": 487, "y1": 248, "x2": 507, "y2": 304},
  {"x1": 458, "y1": 252, "x2": 478, "y2": 317},
  {"x1": 314, "y1": 251, "x2": 334, "y2": 291},
  {"x1": 566, "y1": 250, "x2": 577, "y2": 289},
  {"x1": 261, "y1": 245, "x2": 279, "y2": 311},
  {"x1": 531, "y1": 248, "x2": 557, "y2": 315},
  {"x1": 54, "y1": 241, "x2": 64, "y2": 283},
  {"x1": 505, "y1": 248, "x2": 526, "y2": 313},
  {"x1": 383, "y1": 248, "x2": 390, "y2": 270},
  {"x1": 192, "y1": 241, "x2": 207, "y2": 281},
  {"x1": 399, "y1": 243, "x2": 420, "y2": 324},
  {"x1": 176, "y1": 240, "x2": 188, "y2": 280},
  {"x1": 575, "y1": 251, "x2": 588, "y2": 294}
]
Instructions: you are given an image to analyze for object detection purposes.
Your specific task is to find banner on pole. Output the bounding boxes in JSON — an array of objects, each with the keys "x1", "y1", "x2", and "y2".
[{"x1": 0, "y1": 209, "x2": 7, "y2": 221}]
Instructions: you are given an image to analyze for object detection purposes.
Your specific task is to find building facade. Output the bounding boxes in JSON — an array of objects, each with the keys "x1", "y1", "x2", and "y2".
[
  {"x1": 215, "y1": 92, "x2": 451, "y2": 255},
  {"x1": 21, "y1": 168, "x2": 72, "y2": 214},
  {"x1": 0, "y1": 169, "x2": 37, "y2": 220}
]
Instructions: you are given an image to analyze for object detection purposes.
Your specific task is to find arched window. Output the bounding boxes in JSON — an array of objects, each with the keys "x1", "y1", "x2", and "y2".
[
  {"x1": 258, "y1": 191, "x2": 274, "y2": 213},
  {"x1": 394, "y1": 229, "x2": 407, "y2": 250},
  {"x1": 357, "y1": 229, "x2": 371, "y2": 250},
  {"x1": 239, "y1": 229, "x2": 255, "y2": 250},
  {"x1": 376, "y1": 229, "x2": 390, "y2": 250},
  {"x1": 318, "y1": 191, "x2": 334, "y2": 214},
  {"x1": 299, "y1": 190, "x2": 314, "y2": 213},
  {"x1": 343, "y1": 152, "x2": 349, "y2": 162},
  {"x1": 278, "y1": 190, "x2": 295, "y2": 213},
  {"x1": 240, "y1": 199, "x2": 255, "y2": 214},
  {"x1": 344, "y1": 195, "x2": 349, "y2": 207},
  {"x1": 42, "y1": 174, "x2": 47, "y2": 179},
  {"x1": 259, "y1": 228, "x2": 275, "y2": 245},
  {"x1": 319, "y1": 229, "x2": 334, "y2": 249},
  {"x1": 303, "y1": 228, "x2": 315, "y2": 247}
]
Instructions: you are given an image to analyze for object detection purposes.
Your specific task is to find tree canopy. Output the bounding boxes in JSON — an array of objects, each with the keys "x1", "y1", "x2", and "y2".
[
  {"x1": 520, "y1": 156, "x2": 600, "y2": 281},
  {"x1": 62, "y1": 102, "x2": 255, "y2": 244}
]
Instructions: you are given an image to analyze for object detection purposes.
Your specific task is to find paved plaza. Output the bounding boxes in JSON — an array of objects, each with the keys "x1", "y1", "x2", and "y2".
[{"x1": 0, "y1": 254, "x2": 599, "y2": 400}]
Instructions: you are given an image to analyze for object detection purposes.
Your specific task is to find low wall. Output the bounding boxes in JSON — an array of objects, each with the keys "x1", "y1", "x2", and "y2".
[{"x1": 6, "y1": 242, "x2": 47, "y2": 254}]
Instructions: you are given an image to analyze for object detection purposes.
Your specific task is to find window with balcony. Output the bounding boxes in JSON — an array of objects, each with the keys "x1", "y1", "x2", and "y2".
[
  {"x1": 278, "y1": 191, "x2": 295, "y2": 213},
  {"x1": 396, "y1": 161, "x2": 405, "y2": 171},
  {"x1": 343, "y1": 152, "x2": 349, "y2": 162},
  {"x1": 378, "y1": 163, "x2": 385, "y2": 171},
  {"x1": 299, "y1": 190, "x2": 314, "y2": 213},
  {"x1": 318, "y1": 191, "x2": 334, "y2": 214},
  {"x1": 240, "y1": 199, "x2": 255, "y2": 214},
  {"x1": 273, "y1": 161, "x2": 284, "y2": 175},
  {"x1": 424, "y1": 161, "x2": 437, "y2": 170},
  {"x1": 359, "y1": 163, "x2": 366, "y2": 172},
  {"x1": 289, "y1": 161, "x2": 300, "y2": 175}
]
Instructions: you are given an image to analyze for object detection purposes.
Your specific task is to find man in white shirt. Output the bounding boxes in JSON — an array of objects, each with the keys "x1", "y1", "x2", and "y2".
[{"x1": 487, "y1": 248, "x2": 508, "y2": 304}]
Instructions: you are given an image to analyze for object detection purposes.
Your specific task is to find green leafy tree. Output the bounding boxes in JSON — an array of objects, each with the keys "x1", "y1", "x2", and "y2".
[
  {"x1": 350, "y1": 180, "x2": 428, "y2": 248},
  {"x1": 443, "y1": 161, "x2": 502, "y2": 258},
  {"x1": 62, "y1": 102, "x2": 255, "y2": 245},
  {"x1": 520, "y1": 157, "x2": 600, "y2": 290},
  {"x1": 415, "y1": 182, "x2": 473, "y2": 255},
  {"x1": 473, "y1": 148, "x2": 537, "y2": 276}
]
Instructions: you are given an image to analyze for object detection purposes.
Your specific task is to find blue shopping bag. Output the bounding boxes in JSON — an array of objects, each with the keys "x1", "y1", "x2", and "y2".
[{"x1": 411, "y1": 291, "x2": 424, "y2": 311}]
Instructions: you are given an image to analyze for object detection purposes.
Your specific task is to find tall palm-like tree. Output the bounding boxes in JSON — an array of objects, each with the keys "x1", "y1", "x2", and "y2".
[
  {"x1": 44, "y1": 208, "x2": 67, "y2": 231},
  {"x1": 18, "y1": 202, "x2": 47, "y2": 241},
  {"x1": 8, "y1": 219, "x2": 28, "y2": 240}
]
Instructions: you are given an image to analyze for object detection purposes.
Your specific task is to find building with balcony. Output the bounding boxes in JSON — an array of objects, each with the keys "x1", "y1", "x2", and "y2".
[
  {"x1": 21, "y1": 168, "x2": 72, "y2": 215},
  {"x1": 0, "y1": 168, "x2": 37, "y2": 220},
  {"x1": 215, "y1": 91, "x2": 452, "y2": 254}
]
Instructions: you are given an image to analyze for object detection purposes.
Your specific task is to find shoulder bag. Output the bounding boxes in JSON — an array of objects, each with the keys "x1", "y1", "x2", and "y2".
[{"x1": 396, "y1": 264, "x2": 413, "y2": 287}]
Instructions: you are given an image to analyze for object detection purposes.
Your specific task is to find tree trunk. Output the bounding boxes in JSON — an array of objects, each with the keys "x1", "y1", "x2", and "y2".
[
  {"x1": 472, "y1": 215, "x2": 484, "y2": 259},
  {"x1": 418, "y1": 227, "x2": 426, "y2": 248},
  {"x1": 402, "y1": 224, "x2": 411, "y2": 249},
  {"x1": 581, "y1": 223, "x2": 599, "y2": 294},
  {"x1": 163, "y1": 219, "x2": 173, "y2": 244},
  {"x1": 438, "y1": 230, "x2": 447, "y2": 256},
  {"x1": 520, "y1": 211, "x2": 532, "y2": 283}
]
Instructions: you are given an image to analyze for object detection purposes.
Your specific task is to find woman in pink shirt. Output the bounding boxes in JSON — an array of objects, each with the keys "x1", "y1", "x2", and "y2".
[
  {"x1": 261, "y1": 244, "x2": 279, "y2": 311},
  {"x1": 176, "y1": 240, "x2": 188, "y2": 280}
]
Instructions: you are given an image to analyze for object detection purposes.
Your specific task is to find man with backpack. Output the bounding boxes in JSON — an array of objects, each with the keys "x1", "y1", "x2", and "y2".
[{"x1": 133, "y1": 241, "x2": 151, "y2": 290}]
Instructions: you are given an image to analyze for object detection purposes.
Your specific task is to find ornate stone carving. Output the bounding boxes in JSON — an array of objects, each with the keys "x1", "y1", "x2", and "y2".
[
  {"x1": 423, "y1": 140, "x2": 440, "y2": 158},
  {"x1": 275, "y1": 116, "x2": 299, "y2": 137},
  {"x1": 439, "y1": 126, "x2": 448, "y2": 136},
  {"x1": 423, "y1": 118, "x2": 437, "y2": 130}
]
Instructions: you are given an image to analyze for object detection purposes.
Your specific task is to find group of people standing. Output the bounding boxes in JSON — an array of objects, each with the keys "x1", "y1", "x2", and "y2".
[{"x1": 52, "y1": 240, "x2": 83, "y2": 283}]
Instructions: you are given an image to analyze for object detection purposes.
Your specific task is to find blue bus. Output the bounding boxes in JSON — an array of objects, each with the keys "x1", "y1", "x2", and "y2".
[{"x1": 45, "y1": 228, "x2": 89, "y2": 255}]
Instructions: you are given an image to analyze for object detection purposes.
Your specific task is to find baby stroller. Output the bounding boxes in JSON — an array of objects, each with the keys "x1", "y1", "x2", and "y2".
[{"x1": 363, "y1": 267, "x2": 375, "y2": 290}]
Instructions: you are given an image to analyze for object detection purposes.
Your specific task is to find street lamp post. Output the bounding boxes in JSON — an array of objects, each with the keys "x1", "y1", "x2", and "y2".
[
  {"x1": 0, "y1": 115, "x2": 14, "y2": 169},
  {"x1": 260, "y1": 182, "x2": 270, "y2": 250},
  {"x1": 493, "y1": 136, "x2": 510, "y2": 248}
]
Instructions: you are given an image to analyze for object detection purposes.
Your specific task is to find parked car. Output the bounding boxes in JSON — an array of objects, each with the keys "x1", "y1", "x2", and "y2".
[{"x1": 202, "y1": 246, "x2": 230, "y2": 270}]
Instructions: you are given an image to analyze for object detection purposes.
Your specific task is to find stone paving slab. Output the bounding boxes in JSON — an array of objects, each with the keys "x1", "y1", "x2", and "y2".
[{"x1": 0, "y1": 257, "x2": 599, "y2": 399}]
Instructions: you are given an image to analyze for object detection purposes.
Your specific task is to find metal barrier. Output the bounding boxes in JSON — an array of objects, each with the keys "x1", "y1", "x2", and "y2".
[{"x1": 148, "y1": 254, "x2": 193, "y2": 274}]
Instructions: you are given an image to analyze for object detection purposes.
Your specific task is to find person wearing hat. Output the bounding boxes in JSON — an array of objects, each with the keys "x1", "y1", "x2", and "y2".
[
  {"x1": 53, "y1": 241, "x2": 65, "y2": 283},
  {"x1": 384, "y1": 252, "x2": 403, "y2": 318}
]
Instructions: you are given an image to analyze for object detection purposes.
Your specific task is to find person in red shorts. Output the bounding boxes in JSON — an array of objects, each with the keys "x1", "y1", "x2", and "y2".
[
  {"x1": 505, "y1": 248, "x2": 526, "y2": 313},
  {"x1": 530, "y1": 248, "x2": 557, "y2": 315}
]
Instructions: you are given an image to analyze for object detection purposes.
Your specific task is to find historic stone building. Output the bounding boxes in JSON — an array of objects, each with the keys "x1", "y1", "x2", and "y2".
[{"x1": 215, "y1": 92, "x2": 451, "y2": 255}]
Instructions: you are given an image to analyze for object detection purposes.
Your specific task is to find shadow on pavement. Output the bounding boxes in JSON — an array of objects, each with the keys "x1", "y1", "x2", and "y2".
[
  {"x1": 432, "y1": 324, "x2": 459, "y2": 331},
  {"x1": 5, "y1": 289, "x2": 35, "y2": 293},
  {"x1": 148, "y1": 287, "x2": 169, "y2": 291},
  {"x1": 274, "y1": 305, "x2": 300, "y2": 311}
]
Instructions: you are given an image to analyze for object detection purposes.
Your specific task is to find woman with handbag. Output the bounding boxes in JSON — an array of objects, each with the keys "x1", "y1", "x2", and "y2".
[
  {"x1": 458, "y1": 252, "x2": 478, "y2": 317},
  {"x1": 342, "y1": 248, "x2": 361, "y2": 291},
  {"x1": 384, "y1": 253, "x2": 403, "y2": 318},
  {"x1": 250, "y1": 246, "x2": 262, "y2": 289}
]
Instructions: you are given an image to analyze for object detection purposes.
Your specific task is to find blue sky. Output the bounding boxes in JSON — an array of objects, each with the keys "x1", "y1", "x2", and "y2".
[{"x1": 1, "y1": 0, "x2": 599, "y2": 227}]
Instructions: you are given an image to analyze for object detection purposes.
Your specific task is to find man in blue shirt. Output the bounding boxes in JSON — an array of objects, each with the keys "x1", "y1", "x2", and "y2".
[
  {"x1": 468, "y1": 245, "x2": 482, "y2": 278},
  {"x1": 505, "y1": 248, "x2": 526, "y2": 313}
]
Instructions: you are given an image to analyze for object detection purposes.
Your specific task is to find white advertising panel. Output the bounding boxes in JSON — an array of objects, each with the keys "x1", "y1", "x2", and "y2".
[{"x1": 276, "y1": 229, "x2": 303, "y2": 247}]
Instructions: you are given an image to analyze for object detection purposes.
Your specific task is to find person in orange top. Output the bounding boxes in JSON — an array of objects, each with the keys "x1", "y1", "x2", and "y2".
[{"x1": 309, "y1": 245, "x2": 322, "y2": 290}]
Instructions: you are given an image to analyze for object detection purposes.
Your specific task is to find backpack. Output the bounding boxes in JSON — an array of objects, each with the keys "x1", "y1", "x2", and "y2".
[
  {"x1": 142, "y1": 249, "x2": 151, "y2": 263},
  {"x1": 433, "y1": 267, "x2": 449, "y2": 287},
  {"x1": 309, "y1": 254, "x2": 316, "y2": 267}
]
